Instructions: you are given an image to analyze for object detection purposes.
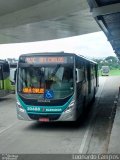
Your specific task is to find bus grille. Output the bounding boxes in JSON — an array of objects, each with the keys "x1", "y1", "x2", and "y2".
[{"x1": 28, "y1": 114, "x2": 61, "y2": 120}]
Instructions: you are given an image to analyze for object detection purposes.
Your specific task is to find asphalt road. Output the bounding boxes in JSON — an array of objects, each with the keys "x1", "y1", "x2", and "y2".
[{"x1": 0, "y1": 76, "x2": 119, "y2": 156}]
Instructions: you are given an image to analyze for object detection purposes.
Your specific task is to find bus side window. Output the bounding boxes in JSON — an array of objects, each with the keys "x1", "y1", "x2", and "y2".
[
  {"x1": 91, "y1": 65, "x2": 94, "y2": 79},
  {"x1": 76, "y1": 66, "x2": 85, "y2": 83},
  {"x1": 76, "y1": 59, "x2": 85, "y2": 83},
  {"x1": 0, "y1": 65, "x2": 2, "y2": 80},
  {"x1": 3, "y1": 63, "x2": 10, "y2": 78},
  {"x1": 76, "y1": 59, "x2": 86, "y2": 83}
]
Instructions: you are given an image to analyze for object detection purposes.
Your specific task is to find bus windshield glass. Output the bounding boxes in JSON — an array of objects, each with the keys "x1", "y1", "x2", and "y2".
[{"x1": 18, "y1": 65, "x2": 74, "y2": 100}]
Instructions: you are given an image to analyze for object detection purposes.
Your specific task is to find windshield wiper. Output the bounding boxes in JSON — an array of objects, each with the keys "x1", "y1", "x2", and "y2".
[{"x1": 51, "y1": 65, "x2": 61, "y2": 76}]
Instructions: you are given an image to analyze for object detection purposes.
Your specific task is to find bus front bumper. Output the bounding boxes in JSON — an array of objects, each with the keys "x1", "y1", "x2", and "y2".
[
  {"x1": 16, "y1": 97, "x2": 76, "y2": 121},
  {"x1": 57, "y1": 108, "x2": 76, "y2": 121},
  {"x1": 17, "y1": 105, "x2": 76, "y2": 121},
  {"x1": 17, "y1": 103, "x2": 32, "y2": 121}
]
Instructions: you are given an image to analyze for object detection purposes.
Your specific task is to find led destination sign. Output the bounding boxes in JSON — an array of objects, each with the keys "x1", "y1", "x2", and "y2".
[
  {"x1": 23, "y1": 56, "x2": 73, "y2": 64},
  {"x1": 25, "y1": 57, "x2": 65, "y2": 64},
  {"x1": 23, "y1": 87, "x2": 44, "y2": 94}
]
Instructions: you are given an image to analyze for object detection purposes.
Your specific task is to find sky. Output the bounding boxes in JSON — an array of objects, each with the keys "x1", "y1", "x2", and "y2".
[{"x1": 0, "y1": 31, "x2": 116, "y2": 60}]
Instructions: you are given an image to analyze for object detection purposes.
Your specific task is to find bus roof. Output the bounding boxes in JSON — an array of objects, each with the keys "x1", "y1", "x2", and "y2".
[
  {"x1": 0, "y1": 59, "x2": 8, "y2": 65},
  {"x1": 9, "y1": 63, "x2": 17, "y2": 68},
  {"x1": 101, "y1": 66, "x2": 109, "y2": 68},
  {"x1": 19, "y1": 52, "x2": 75, "y2": 57}
]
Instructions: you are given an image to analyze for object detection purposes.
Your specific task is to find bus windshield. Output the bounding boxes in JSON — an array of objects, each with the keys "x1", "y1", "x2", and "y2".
[{"x1": 18, "y1": 65, "x2": 74, "y2": 100}]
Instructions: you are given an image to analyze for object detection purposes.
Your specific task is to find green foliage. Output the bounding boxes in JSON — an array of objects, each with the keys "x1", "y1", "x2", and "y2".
[{"x1": 93, "y1": 56, "x2": 120, "y2": 70}]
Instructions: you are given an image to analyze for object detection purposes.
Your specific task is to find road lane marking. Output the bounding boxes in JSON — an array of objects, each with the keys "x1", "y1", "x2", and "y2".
[
  {"x1": 78, "y1": 118, "x2": 93, "y2": 153},
  {"x1": 0, "y1": 122, "x2": 17, "y2": 135}
]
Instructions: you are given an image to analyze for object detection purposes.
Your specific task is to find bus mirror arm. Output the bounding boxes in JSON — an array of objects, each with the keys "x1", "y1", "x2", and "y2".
[
  {"x1": 76, "y1": 69, "x2": 79, "y2": 83},
  {"x1": 75, "y1": 70, "x2": 77, "y2": 82}
]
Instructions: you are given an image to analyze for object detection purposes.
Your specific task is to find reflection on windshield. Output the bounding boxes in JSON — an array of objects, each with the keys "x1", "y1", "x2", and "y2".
[{"x1": 18, "y1": 65, "x2": 74, "y2": 99}]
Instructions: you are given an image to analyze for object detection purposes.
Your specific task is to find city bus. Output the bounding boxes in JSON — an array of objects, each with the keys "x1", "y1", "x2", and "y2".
[
  {"x1": 7, "y1": 59, "x2": 18, "y2": 92},
  {"x1": 0, "y1": 60, "x2": 11, "y2": 97},
  {"x1": 101, "y1": 66, "x2": 110, "y2": 76},
  {"x1": 16, "y1": 52, "x2": 99, "y2": 122}
]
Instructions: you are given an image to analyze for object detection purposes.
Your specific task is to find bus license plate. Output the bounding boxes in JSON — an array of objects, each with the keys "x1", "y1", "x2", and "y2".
[{"x1": 39, "y1": 118, "x2": 49, "y2": 122}]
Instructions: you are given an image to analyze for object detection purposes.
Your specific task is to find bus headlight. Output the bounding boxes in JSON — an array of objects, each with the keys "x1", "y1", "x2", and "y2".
[
  {"x1": 17, "y1": 102, "x2": 25, "y2": 113},
  {"x1": 64, "y1": 100, "x2": 75, "y2": 113}
]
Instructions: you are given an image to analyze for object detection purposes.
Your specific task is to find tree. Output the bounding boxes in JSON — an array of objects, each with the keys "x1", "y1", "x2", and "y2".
[{"x1": 93, "y1": 56, "x2": 120, "y2": 70}]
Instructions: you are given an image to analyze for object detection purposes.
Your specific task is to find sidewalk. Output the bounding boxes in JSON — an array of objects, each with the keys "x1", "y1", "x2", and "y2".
[{"x1": 108, "y1": 90, "x2": 120, "y2": 153}]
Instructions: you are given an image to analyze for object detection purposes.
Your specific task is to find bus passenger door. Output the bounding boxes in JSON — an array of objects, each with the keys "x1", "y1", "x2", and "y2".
[{"x1": 76, "y1": 66, "x2": 85, "y2": 115}]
